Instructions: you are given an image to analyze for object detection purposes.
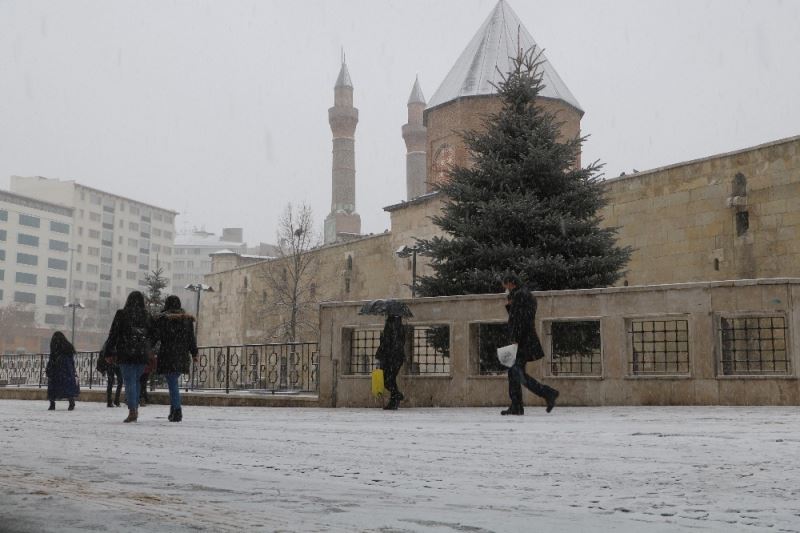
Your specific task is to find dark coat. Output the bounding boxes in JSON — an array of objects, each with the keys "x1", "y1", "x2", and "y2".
[
  {"x1": 151, "y1": 309, "x2": 198, "y2": 375},
  {"x1": 106, "y1": 309, "x2": 153, "y2": 365},
  {"x1": 46, "y1": 351, "x2": 79, "y2": 400},
  {"x1": 506, "y1": 285, "x2": 545, "y2": 364},
  {"x1": 375, "y1": 316, "x2": 406, "y2": 371}
]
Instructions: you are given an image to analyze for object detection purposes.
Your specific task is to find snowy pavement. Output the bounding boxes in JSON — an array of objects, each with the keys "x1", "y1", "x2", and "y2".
[{"x1": 1, "y1": 400, "x2": 800, "y2": 532}]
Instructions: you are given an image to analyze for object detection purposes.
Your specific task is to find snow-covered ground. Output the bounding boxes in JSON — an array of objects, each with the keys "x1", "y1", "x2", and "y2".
[{"x1": 1, "y1": 401, "x2": 799, "y2": 532}]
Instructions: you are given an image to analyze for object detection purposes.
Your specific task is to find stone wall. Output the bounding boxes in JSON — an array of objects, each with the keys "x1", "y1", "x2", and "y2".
[
  {"x1": 603, "y1": 135, "x2": 800, "y2": 285},
  {"x1": 319, "y1": 279, "x2": 800, "y2": 407},
  {"x1": 199, "y1": 233, "x2": 405, "y2": 346}
]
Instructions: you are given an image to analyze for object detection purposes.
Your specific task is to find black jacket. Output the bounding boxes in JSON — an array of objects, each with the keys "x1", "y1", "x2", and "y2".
[
  {"x1": 375, "y1": 317, "x2": 406, "y2": 370},
  {"x1": 505, "y1": 286, "x2": 544, "y2": 363},
  {"x1": 106, "y1": 309, "x2": 153, "y2": 365},
  {"x1": 151, "y1": 309, "x2": 198, "y2": 375}
]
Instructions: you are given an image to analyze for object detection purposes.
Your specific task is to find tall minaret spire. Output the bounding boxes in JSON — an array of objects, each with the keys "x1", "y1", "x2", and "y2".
[
  {"x1": 402, "y1": 75, "x2": 428, "y2": 200},
  {"x1": 324, "y1": 54, "x2": 361, "y2": 244}
]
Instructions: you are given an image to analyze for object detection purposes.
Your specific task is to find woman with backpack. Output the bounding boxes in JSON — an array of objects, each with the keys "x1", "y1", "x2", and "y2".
[
  {"x1": 151, "y1": 295, "x2": 198, "y2": 422},
  {"x1": 45, "y1": 331, "x2": 80, "y2": 411},
  {"x1": 105, "y1": 291, "x2": 153, "y2": 423}
]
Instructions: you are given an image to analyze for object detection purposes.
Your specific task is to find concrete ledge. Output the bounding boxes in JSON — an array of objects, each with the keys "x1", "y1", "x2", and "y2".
[{"x1": 0, "y1": 387, "x2": 319, "y2": 408}]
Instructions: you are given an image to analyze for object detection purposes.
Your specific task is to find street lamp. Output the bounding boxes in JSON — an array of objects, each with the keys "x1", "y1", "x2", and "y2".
[
  {"x1": 184, "y1": 283, "x2": 214, "y2": 336},
  {"x1": 63, "y1": 301, "x2": 85, "y2": 345},
  {"x1": 395, "y1": 245, "x2": 420, "y2": 298}
]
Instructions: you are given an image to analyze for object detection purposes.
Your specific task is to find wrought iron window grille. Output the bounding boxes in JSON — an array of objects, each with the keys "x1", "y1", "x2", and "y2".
[
  {"x1": 629, "y1": 319, "x2": 690, "y2": 376},
  {"x1": 719, "y1": 315, "x2": 790, "y2": 376}
]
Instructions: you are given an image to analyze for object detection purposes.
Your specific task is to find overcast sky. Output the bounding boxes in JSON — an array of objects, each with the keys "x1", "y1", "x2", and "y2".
[{"x1": 2, "y1": 0, "x2": 799, "y2": 245}]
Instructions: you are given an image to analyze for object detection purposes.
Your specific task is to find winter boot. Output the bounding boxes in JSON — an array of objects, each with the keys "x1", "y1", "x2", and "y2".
[
  {"x1": 68, "y1": 399, "x2": 75, "y2": 411},
  {"x1": 172, "y1": 408, "x2": 182, "y2": 422},
  {"x1": 114, "y1": 400, "x2": 121, "y2": 407},
  {"x1": 107, "y1": 401, "x2": 114, "y2": 408},
  {"x1": 168, "y1": 407, "x2": 175, "y2": 422},
  {"x1": 48, "y1": 401, "x2": 56, "y2": 411},
  {"x1": 123, "y1": 409, "x2": 138, "y2": 423},
  {"x1": 501, "y1": 405, "x2": 524, "y2": 416},
  {"x1": 545, "y1": 389, "x2": 559, "y2": 413},
  {"x1": 383, "y1": 397, "x2": 400, "y2": 411}
]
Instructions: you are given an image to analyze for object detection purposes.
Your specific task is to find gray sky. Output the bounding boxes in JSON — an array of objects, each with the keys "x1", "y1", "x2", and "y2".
[{"x1": 2, "y1": 0, "x2": 799, "y2": 245}]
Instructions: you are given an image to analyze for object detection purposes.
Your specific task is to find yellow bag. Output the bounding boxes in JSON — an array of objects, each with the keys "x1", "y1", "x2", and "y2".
[{"x1": 371, "y1": 369, "x2": 385, "y2": 397}]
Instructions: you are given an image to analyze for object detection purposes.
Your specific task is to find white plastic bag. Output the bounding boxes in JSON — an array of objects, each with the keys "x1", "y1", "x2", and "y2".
[{"x1": 497, "y1": 344, "x2": 518, "y2": 368}]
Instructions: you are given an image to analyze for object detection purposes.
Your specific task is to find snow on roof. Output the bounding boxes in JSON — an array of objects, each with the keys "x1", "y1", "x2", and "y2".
[{"x1": 427, "y1": 0, "x2": 582, "y2": 113}]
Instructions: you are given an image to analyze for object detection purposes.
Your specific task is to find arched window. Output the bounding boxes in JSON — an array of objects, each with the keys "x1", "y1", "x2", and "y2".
[
  {"x1": 346, "y1": 255, "x2": 353, "y2": 271},
  {"x1": 732, "y1": 172, "x2": 747, "y2": 197}
]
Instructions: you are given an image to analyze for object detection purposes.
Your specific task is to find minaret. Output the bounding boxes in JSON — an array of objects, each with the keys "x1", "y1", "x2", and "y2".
[
  {"x1": 402, "y1": 76, "x2": 428, "y2": 200},
  {"x1": 324, "y1": 55, "x2": 361, "y2": 244}
]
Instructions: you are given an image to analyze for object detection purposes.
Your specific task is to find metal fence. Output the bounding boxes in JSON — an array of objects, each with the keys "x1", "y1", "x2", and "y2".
[{"x1": 0, "y1": 342, "x2": 319, "y2": 394}]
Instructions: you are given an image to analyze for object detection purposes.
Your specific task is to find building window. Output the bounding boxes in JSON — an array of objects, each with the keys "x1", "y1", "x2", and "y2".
[
  {"x1": 49, "y1": 239, "x2": 69, "y2": 252},
  {"x1": 48, "y1": 258, "x2": 68, "y2": 270},
  {"x1": 14, "y1": 291, "x2": 36, "y2": 304},
  {"x1": 89, "y1": 212, "x2": 101, "y2": 222},
  {"x1": 45, "y1": 314, "x2": 66, "y2": 325},
  {"x1": 720, "y1": 315, "x2": 789, "y2": 375},
  {"x1": 128, "y1": 238, "x2": 138, "y2": 248},
  {"x1": 17, "y1": 233, "x2": 39, "y2": 247},
  {"x1": 347, "y1": 328, "x2": 382, "y2": 374},
  {"x1": 46, "y1": 295, "x2": 66, "y2": 306},
  {"x1": 0, "y1": 249, "x2": 5, "y2": 261},
  {"x1": 126, "y1": 271, "x2": 137, "y2": 280},
  {"x1": 629, "y1": 319, "x2": 690, "y2": 375},
  {"x1": 127, "y1": 254, "x2": 136, "y2": 264},
  {"x1": 0, "y1": 269, "x2": 3, "y2": 280},
  {"x1": 0, "y1": 209, "x2": 7, "y2": 221},
  {"x1": 16, "y1": 253, "x2": 38, "y2": 266},
  {"x1": 49, "y1": 221, "x2": 70, "y2": 234},
  {"x1": 47, "y1": 276, "x2": 67, "y2": 289},
  {"x1": 736, "y1": 211, "x2": 749, "y2": 236},
  {"x1": 0, "y1": 229, "x2": 5, "y2": 241},
  {"x1": 408, "y1": 325, "x2": 450, "y2": 375},
  {"x1": 18, "y1": 214, "x2": 40, "y2": 228},
  {"x1": 549, "y1": 320, "x2": 602, "y2": 376},
  {"x1": 87, "y1": 282, "x2": 98, "y2": 291},
  {"x1": 88, "y1": 247, "x2": 100, "y2": 256},
  {"x1": 15, "y1": 272, "x2": 37, "y2": 285},
  {"x1": 87, "y1": 264, "x2": 99, "y2": 274},
  {"x1": 89, "y1": 229, "x2": 100, "y2": 239}
]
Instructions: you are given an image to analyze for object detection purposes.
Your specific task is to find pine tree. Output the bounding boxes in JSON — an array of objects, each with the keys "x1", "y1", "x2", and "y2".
[
  {"x1": 144, "y1": 267, "x2": 169, "y2": 314},
  {"x1": 417, "y1": 46, "x2": 631, "y2": 296}
]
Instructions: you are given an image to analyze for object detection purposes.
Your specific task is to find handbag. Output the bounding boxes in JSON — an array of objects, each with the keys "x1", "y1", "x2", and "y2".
[
  {"x1": 497, "y1": 344, "x2": 518, "y2": 368},
  {"x1": 371, "y1": 369, "x2": 385, "y2": 397}
]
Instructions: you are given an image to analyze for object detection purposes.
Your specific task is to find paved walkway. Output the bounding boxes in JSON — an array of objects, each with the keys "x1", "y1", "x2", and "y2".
[{"x1": 1, "y1": 400, "x2": 799, "y2": 532}]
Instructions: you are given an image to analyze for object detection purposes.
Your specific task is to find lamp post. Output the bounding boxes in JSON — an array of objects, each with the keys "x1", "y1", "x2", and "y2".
[
  {"x1": 184, "y1": 283, "x2": 214, "y2": 336},
  {"x1": 395, "y1": 245, "x2": 419, "y2": 298},
  {"x1": 63, "y1": 301, "x2": 85, "y2": 345}
]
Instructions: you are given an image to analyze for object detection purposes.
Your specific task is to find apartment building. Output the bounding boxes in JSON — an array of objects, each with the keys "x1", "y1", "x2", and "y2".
[
  {"x1": 10, "y1": 176, "x2": 177, "y2": 338},
  {"x1": 0, "y1": 190, "x2": 74, "y2": 352}
]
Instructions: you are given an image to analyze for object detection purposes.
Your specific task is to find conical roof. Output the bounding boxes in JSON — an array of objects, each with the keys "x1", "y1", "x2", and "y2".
[
  {"x1": 427, "y1": 0, "x2": 582, "y2": 113},
  {"x1": 335, "y1": 62, "x2": 353, "y2": 88},
  {"x1": 408, "y1": 76, "x2": 426, "y2": 105}
]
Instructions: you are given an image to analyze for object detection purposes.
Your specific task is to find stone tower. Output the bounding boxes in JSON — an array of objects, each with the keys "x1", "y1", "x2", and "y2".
[
  {"x1": 424, "y1": 0, "x2": 584, "y2": 191},
  {"x1": 402, "y1": 76, "x2": 428, "y2": 200},
  {"x1": 324, "y1": 57, "x2": 361, "y2": 244}
]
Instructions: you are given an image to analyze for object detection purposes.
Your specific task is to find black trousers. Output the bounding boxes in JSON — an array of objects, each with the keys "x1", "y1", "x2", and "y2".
[
  {"x1": 106, "y1": 366, "x2": 123, "y2": 404},
  {"x1": 508, "y1": 360, "x2": 554, "y2": 408},
  {"x1": 383, "y1": 362, "x2": 403, "y2": 400},
  {"x1": 139, "y1": 372, "x2": 150, "y2": 401}
]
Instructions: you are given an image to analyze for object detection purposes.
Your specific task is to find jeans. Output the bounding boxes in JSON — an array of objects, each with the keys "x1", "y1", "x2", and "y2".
[
  {"x1": 165, "y1": 373, "x2": 182, "y2": 410},
  {"x1": 119, "y1": 364, "x2": 145, "y2": 410},
  {"x1": 507, "y1": 360, "x2": 555, "y2": 408}
]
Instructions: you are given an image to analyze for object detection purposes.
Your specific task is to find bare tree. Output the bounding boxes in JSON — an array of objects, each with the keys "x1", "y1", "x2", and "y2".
[{"x1": 259, "y1": 203, "x2": 321, "y2": 342}]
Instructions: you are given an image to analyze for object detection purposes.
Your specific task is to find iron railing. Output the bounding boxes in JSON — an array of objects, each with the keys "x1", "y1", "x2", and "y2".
[{"x1": 0, "y1": 342, "x2": 319, "y2": 394}]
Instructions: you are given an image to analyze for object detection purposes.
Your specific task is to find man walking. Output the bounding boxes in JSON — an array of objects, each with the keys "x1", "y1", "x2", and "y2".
[{"x1": 501, "y1": 273, "x2": 559, "y2": 415}]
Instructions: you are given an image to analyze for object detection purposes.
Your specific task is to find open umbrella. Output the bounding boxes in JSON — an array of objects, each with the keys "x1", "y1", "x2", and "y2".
[{"x1": 358, "y1": 299, "x2": 413, "y2": 318}]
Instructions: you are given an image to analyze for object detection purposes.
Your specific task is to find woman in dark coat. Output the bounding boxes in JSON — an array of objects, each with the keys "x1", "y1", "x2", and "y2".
[
  {"x1": 501, "y1": 273, "x2": 558, "y2": 415},
  {"x1": 375, "y1": 315, "x2": 406, "y2": 410},
  {"x1": 105, "y1": 291, "x2": 152, "y2": 423},
  {"x1": 151, "y1": 295, "x2": 198, "y2": 422},
  {"x1": 46, "y1": 332, "x2": 80, "y2": 411}
]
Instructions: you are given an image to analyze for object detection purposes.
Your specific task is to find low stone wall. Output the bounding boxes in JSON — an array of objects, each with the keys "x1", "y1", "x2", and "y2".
[{"x1": 319, "y1": 279, "x2": 800, "y2": 407}]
